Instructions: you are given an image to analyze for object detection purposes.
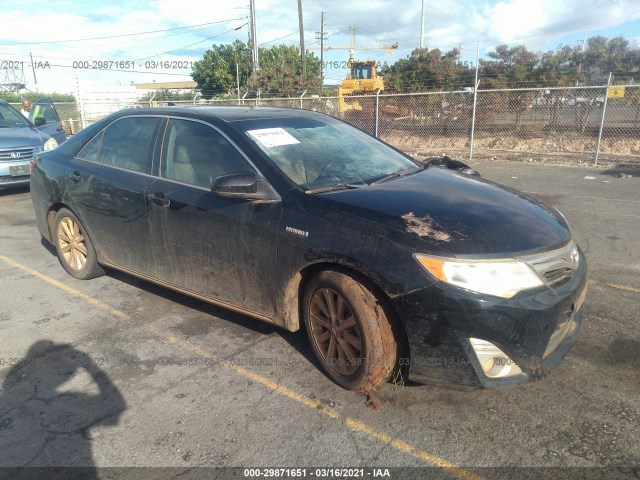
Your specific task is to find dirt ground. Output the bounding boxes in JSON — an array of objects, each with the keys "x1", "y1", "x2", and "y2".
[{"x1": 381, "y1": 132, "x2": 640, "y2": 168}]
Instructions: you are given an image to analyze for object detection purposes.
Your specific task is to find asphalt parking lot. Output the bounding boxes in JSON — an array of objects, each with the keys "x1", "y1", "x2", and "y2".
[{"x1": 0, "y1": 160, "x2": 639, "y2": 480}]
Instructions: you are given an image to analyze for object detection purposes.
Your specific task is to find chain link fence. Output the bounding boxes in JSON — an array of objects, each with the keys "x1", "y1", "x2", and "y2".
[
  {"x1": 24, "y1": 84, "x2": 640, "y2": 164},
  {"x1": 598, "y1": 85, "x2": 640, "y2": 159}
]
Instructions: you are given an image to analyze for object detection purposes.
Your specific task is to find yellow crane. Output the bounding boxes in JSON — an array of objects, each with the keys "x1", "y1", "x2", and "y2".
[{"x1": 308, "y1": 26, "x2": 398, "y2": 114}]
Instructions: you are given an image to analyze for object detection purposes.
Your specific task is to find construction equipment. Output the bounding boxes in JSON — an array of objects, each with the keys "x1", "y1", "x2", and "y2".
[{"x1": 308, "y1": 26, "x2": 398, "y2": 115}]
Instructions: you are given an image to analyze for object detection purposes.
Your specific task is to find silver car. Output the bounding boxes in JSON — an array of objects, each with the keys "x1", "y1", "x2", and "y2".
[{"x1": 0, "y1": 98, "x2": 65, "y2": 190}]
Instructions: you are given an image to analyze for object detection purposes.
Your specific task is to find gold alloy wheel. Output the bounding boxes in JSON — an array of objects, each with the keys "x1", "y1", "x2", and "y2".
[
  {"x1": 57, "y1": 217, "x2": 88, "y2": 271},
  {"x1": 309, "y1": 287, "x2": 363, "y2": 376}
]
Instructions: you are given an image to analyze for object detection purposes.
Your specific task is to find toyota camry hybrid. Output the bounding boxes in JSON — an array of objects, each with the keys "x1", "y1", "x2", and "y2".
[{"x1": 30, "y1": 106, "x2": 587, "y2": 392}]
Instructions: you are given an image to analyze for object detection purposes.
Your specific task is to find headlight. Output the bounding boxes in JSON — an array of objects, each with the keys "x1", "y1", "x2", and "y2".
[
  {"x1": 415, "y1": 254, "x2": 544, "y2": 298},
  {"x1": 43, "y1": 137, "x2": 58, "y2": 151}
]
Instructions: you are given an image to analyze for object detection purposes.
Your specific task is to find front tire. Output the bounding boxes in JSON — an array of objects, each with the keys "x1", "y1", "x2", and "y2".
[
  {"x1": 303, "y1": 270, "x2": 397, "y2": 392},
  {"x1": 53, "y1": 208, "x2": 104, "y2": 280}
]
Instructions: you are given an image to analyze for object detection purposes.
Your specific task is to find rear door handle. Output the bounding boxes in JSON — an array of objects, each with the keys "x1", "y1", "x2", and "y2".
[
  {"x1": 147, "y1": 192, "x2": 170, "y2": 207},
  {"x1": 68, "y1": 171, "x2": 82, "y2": 183}
]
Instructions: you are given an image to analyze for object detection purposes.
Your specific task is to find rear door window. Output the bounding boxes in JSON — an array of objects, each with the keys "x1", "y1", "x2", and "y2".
[{"x1": 98, "y1": 116, "x2": 160, "y2": 174}]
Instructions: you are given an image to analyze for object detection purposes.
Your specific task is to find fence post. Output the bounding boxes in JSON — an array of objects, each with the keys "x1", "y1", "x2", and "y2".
[
  {"x1": 299, "y1": 89, "x2": 307, "y2": 109},
  {"x1": 469, "y1": 80, "x2": 480, "y2": 161},
  {"x1": 75, "y1": 78, "x2": 86, "y2": 130},
  {"x1": 595, "y1": 73, "x2": 612, "y2": 165},
  {"x1": 374, "y1": 88, "x2": 381, "y2": 137}
]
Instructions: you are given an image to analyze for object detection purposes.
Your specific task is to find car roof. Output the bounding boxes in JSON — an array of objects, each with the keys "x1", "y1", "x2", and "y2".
[{"x1": 122, "y1": 106, "x2": 329, "y2": 123}]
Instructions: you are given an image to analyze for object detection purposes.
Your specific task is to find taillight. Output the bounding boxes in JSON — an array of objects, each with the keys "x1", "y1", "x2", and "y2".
[{"x1": 30, "y1": 159, "x2": 36, "y2": 171}]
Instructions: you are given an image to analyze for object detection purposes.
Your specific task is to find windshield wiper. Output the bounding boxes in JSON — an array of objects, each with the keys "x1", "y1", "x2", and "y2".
[
  {"x1": 371, "y1": 165, "x2": 425, "y2": 185},
  {"x1": 305, "y1": 183, "x2": 365, "y2": 194}
]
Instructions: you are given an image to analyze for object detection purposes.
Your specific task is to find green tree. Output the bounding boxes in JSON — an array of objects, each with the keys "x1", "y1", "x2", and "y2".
[
  {"x1": 480, "y1": 44, "x2": 538, "y2": 88},
  {"x1": 381, "y1": 47, "x2": 471, "y2": 91},
  {"x1": 191, "y1": 40, "x2": 252, "y2": 97},
  {"x1": 252, "y1": 44, "x2": 322, "y2": 96},
  {"x1": 192, "y1": 40, "x2": 322, "y2": 98},
  {"x1": 138, "y1": 90, "x2": 197, "y2": 102},
  {"x1": 0, "y1": 92, "x2": 76, "y2": 103}
]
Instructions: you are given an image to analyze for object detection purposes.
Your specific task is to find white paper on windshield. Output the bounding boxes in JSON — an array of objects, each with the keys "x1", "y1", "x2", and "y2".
[{"x1": 247, "y1": 128, "x2": 300, "y2": 148}]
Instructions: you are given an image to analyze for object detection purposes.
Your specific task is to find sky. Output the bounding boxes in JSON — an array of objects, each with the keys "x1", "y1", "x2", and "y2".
[{"x1": 1, "y1": 0, "x2": 640, "y2": 93}]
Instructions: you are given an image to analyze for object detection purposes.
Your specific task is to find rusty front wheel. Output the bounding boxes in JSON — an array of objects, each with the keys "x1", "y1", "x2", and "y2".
[{"x1": 304, "y1": 270, "x2": 397, "y2": 392}]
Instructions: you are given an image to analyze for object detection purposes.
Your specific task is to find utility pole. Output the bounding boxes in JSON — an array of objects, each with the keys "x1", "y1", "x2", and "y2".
[
  {"x1": 236, "y1": 62, "x2": 241, "y2": 105},
  {"x1": 249, "y1": 0, "x2": 259, "y2": 71},
  {"x1": 30, "y1": 52, "x2": 37, "y2": 84},
  {"x1": 419, "y1": 0, "x2": 425, "y2": 48},
  {"x1": 576, "y1": 32, "x2": 587, "y2": 84},
  {"x1": 297, "y1": 0, "x2": 306, "y2": 76},
  {"x1": 315, "y1": 12, "x2": 327, "y2": 91}
]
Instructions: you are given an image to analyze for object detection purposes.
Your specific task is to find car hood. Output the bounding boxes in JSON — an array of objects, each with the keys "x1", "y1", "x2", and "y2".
[
  {"x1": 318, "y1": 167, "x2": 571, "y2": 256},
  {"x1": 0, "y1": 126, "x2": 48, "y2": 148}
]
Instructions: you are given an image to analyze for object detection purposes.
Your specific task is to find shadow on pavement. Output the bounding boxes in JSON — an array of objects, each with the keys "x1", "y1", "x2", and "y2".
[{"x1": 0, "y1": 341, "x2": 126, "y2": 480}]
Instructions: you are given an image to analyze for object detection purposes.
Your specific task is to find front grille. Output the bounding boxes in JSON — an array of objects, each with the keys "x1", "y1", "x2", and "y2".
[
  {"x1": 0, "y1": 175, "x2": 30, "y2": 183},
  {"x1": 543, "y1": 267, "x2": 573, "y2": 284},
  {"x1": 521, "y1": 241, "x2": 580, "y2": 287},
  {"x1": 0, "y1": 147, "x2": 36, "y2": 162}
]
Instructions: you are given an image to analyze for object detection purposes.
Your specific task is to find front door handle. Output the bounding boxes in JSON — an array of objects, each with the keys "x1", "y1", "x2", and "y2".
[
  {"x1": 68, "y1": 171, "x2": 82, "y2": 183},
  {"x1": 147, "y1": 192, "x2": 170, "y2": 207}
]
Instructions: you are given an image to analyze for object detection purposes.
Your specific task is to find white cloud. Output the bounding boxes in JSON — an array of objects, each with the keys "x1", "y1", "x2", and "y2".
[{"x1": 1, "y1": 0, "x2": 640, "y2": 90}]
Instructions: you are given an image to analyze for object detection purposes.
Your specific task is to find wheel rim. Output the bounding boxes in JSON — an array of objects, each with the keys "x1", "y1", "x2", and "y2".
[
  {"x1": 57, "y1": 217, "x2": 87, "y2": 271},
  {"x1": 309, "y1": 287, "x2": 363, "y2": 376}
]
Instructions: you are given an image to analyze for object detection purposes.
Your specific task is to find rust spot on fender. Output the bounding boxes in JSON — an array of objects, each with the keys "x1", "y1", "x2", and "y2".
[{"x1": 401, "y1": 212, "x2": 451, "y2": 242}]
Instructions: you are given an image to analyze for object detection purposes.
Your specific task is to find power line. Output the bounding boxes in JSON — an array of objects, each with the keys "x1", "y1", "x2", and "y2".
[
  {"x1": 260, "y1": 32, "x2": 298, "y2": 45},
  {"x1": 0, "y1": 18, "x2": 245, "y2": 46},
  {"x1": 2, "y1": 22, "x2": 241, "y2": 55},
  {"x1": 449, "y1": 0, "x2": 501, "y2": 28},
  {"x1": 136, "y1": 24, "x2": 248, "y2": 61}
]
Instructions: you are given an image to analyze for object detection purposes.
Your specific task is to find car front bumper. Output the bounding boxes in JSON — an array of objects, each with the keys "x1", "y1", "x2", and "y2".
[{"x1": 391, "y1": 251, "x2": 588, "y2": 388}]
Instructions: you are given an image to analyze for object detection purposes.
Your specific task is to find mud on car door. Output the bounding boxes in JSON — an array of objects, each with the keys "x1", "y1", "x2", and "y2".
[{"x1": 29, "y1": 97, "x2": 66, "y2": 145}]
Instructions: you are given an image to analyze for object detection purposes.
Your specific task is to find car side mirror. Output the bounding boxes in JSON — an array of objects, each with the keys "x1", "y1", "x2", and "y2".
[
  {"x1": 34, "y1": 117, "x2": 46, "y2": 127},
  {"x1": 211, "y1": 172, "x2": 258, "y2": 196}
]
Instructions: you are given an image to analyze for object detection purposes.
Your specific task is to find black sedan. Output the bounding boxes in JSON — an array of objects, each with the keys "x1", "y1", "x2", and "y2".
[{"x1": 30, "y1": 107, "x2": 587, "y2": 391}]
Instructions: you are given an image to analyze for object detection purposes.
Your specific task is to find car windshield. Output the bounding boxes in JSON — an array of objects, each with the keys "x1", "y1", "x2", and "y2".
[
  {"x1": 0, "y1": 103, "x2": 30, "y2": 128},
  {"x1": 236, "y1": 116, "x2": 419, "y2": 191}
]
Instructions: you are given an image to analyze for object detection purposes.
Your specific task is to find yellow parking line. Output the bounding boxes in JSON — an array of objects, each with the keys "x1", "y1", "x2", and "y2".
[
  {"x1": 153, "y1": 328, "x2": 481, "y2": 479},
  {"x1": 0, "y1": 255, "x2": 127, "y2": 319},
  {"x1": 0, "y1": 255, "x2": 482, "y2": 480},
  {"x1": 590, "y1": 278, "x2": 640, "y2": 294}
]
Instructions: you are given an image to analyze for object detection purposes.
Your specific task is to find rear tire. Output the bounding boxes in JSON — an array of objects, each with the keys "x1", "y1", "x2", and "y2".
[
  {"x1": 53, "y1": 208, "x2": 104, "y2": 280},
  {"x1": 303, "y1": 270, "x2": 397, "y2": 392}
]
